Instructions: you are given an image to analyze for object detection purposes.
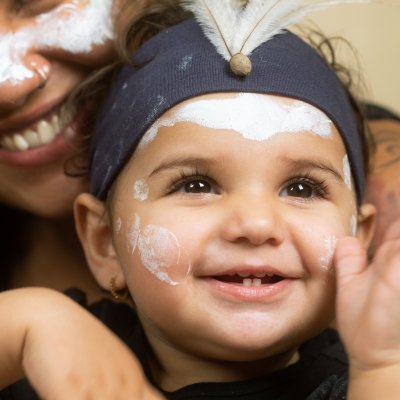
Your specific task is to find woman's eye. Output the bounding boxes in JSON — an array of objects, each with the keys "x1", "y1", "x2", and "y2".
[
  {"x1": 280, "y1": 181, "x2": 323, "y2": 199},
  {"x1": 13, "y1": 0, "x2": 59, "y2": 16}
]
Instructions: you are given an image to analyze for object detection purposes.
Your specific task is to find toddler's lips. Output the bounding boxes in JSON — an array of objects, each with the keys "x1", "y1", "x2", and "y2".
[
  {"x1": 203, "y1": 272, "x2": 294, "y2": 302},
  {"x1": 213, "y1": 272, "x2": 284, "y2": 287}
]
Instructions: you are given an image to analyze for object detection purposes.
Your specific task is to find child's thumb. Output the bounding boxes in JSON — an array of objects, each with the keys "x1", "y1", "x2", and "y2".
[{"x1": 334, "y1": 237, "x2": 367, "y2": 288}]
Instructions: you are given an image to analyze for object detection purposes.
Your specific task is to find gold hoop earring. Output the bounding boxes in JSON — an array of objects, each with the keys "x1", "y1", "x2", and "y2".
[
  {"x1": 109, "y1": 276, "x2": 128, "y2": 302},
  {"x1": 32, "y1": 65, "x2": 48, "y2": 89}
]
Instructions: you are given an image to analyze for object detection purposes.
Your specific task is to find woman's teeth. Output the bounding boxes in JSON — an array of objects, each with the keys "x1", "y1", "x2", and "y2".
[{"x1": 0, "y1": 106, "x2": 76, "y2": 151}]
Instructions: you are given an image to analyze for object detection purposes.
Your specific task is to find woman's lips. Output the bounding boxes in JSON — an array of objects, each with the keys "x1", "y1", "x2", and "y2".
[
  {"x1": 0, "y1": 105, "x2": 85, "y2": 167},
  {"x1": 0, "y1": 104, "x2": 76, "y2": 151}
]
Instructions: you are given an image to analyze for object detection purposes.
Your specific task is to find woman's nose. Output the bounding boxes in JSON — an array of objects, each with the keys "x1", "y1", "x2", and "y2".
[
  {"x1": 0, "y1": 50, "x2": 51, "y2": 109},
  {"x1": 220, "y1": 192, "x2": 285, "y2": 247}
]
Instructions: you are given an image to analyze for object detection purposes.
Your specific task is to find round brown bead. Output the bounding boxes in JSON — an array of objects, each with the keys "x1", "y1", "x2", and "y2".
[{"x1": 229, "y1": 53, "x2": 252, "y2": 77}]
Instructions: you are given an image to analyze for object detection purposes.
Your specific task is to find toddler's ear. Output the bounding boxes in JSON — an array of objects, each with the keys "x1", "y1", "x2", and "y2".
[
  {"x1": 74, "y1": 193, "x2": 126, "y2": 292},
  {"x1": 356, "y1": 203, "x2": 376, "y2": 251}
]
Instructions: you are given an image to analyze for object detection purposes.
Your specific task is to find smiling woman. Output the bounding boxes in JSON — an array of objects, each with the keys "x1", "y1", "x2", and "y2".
[
  {"x1": 0, "y1": 0, "x2": 125, "y2": 298},
  {"x1": 0, "y1": 0, "x2": 185, "y2": 295},
  {"x1": 0, "y1": 0, "x2": 115, "y2": 215}
]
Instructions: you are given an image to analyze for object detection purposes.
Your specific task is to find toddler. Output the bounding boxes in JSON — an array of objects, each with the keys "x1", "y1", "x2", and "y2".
[{"x1": 73, "y1": 1, "x2": 400, "y2": 399}]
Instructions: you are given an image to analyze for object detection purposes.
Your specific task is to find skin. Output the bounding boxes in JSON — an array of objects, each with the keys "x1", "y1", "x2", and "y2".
[
  {"x1": 0, "y1": 0, "x2": 121, "y2": 217},
  {"x1": 76, "y1": 94, "x2": 375, "y2": 391},
  {"x1": 365, "y1": 118, "x2": 400, "y2": 256},
  {"x1": 0, "y1": 288, "x2": 164, "y2": 400},
  {"x1": 0, "y1": 0, "x2": 134, "y2": 296},
  {"x1": 0, "y1": 3, "x2": 165, "y2": 398}
]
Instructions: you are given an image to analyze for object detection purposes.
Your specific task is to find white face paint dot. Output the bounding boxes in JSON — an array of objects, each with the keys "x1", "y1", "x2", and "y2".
[{"x1": 133, "y1": 180, "x2": 149, "y2": 201}]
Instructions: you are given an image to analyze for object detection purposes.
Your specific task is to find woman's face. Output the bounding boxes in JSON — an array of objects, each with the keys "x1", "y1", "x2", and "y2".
[{"x1": 0, "y1": 0, "x2": 122, "y2": 216}]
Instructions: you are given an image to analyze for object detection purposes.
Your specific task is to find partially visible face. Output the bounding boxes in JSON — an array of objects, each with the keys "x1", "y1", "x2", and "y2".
[
  {"x1": 0, "y1": 0, "x2": 123, "y2": 216},
  {"x1": 365, "y1": 118, "x2": 400, "y2": 255},
  {"x1": 110, "y1": 93, "x2": 358, "y2": 363}
]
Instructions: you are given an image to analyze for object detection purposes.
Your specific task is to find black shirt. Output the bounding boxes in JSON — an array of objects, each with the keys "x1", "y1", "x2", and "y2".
[{"x1": 0, "y1": 289, "x2": 349, "y2": 400}]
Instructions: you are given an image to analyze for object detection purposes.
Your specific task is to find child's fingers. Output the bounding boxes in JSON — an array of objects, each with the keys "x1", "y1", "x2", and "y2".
[{"x1": 334, "y1": 236, "x2": 367, "y2": 288}]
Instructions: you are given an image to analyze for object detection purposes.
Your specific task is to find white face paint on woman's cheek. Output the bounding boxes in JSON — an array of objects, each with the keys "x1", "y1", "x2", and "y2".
[
  {"x1": 0, "y1": 0, "x2": 114, "y2": 85},
  {"x1": 139, "y1": 93, "x2": 333, "y2": 148},
  {"x1": 319, "y1": 235, "x2": 338, "y2": 274},
  {"x1": 125, "y1": 214, "x2": 191, "y2": 285}
]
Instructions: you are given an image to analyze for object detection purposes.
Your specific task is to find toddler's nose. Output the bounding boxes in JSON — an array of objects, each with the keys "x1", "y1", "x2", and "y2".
[{"x1": 221, "y1": 192, "x2": 285, "y2": 247}]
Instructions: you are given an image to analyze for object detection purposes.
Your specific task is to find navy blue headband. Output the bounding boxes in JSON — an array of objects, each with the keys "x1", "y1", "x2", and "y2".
[{"x1": 90, "y1": 19, "x2": 365, "y2": 201}]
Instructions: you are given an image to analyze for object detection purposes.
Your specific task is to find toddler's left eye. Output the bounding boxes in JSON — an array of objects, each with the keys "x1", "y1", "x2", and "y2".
[
  {"x1": 184, "y1": 179, "x2": 212, "y2": 193},
  {"x1": 280, "y1": 181, "x2": 324, "y2": 199}
]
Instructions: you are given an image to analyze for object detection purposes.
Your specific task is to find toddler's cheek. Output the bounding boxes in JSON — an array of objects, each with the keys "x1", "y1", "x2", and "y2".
[
  {"x1": 121, "y1": 214, "x2": 191, "y2": 286},
  {"x1": 137, "y1": 224, "x2": 191, "y2": 286}
]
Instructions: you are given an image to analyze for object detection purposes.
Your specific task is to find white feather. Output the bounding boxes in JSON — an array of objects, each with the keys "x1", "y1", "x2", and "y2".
[
  {"x1": 237, "y1": 0, "x2": 370, "y2": 56},
  {"x1": 182, "y1": 0, "x2": 371, "y2": 63},
  {"x1": 181, "y1": 0, "x2": 243, "y2": 60}
]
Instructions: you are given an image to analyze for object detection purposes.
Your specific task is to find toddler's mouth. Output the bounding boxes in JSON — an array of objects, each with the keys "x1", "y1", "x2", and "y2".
[
  {"x1": 214, "y1": 273, "x2": 284, "y2": 287},
  {"x1": 0, "y1": 105, "x2": 77, "y2": 151}
]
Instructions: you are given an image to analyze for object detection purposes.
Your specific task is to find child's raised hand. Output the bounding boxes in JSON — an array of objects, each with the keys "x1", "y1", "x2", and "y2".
[
  {"x1": 334, "y1": 219, "x2": 400, "y2": 398},
  {"x1": 0, "y1": 288, "x2": 165, "y2": 400}
]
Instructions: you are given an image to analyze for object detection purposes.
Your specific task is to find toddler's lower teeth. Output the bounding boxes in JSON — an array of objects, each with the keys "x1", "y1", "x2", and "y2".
[{"x1": 243, "y1": 278, "x2": 262, "y2": 286}]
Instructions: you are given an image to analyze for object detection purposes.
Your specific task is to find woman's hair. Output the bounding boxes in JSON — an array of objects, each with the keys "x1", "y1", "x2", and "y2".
[
  {"x1": 65, "y1": 0, "x2": 374, "y2": 193},
  {"x1": 65, "y1": 0, "x2": 191, "y2": 176}
]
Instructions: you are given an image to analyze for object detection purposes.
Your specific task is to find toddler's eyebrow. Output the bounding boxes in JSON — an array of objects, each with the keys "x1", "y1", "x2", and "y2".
[
  {"x1": 149, "y1": 156, "x2": 345, "y2": 182},
  {"x1": 149, "y1": 157, "x2": 214, "y2": 177},
  {"x1": 284, "y1": 158, "x2": 343, "y2": 182}
]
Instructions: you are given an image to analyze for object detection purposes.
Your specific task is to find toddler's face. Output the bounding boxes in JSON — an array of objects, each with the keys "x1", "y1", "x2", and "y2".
[{"x1": 111, "y1": 93, "x2": 362, "y2": 362}]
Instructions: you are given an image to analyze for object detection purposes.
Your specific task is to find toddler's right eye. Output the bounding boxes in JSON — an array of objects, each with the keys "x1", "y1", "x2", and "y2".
[{"x1": 168, "y1": 172, "x2": 219, "y2": 196}]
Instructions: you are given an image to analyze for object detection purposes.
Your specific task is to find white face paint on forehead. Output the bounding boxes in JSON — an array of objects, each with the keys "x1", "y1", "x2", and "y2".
[
  {"x1": 139, "y1": 93, "x2": 333, "y2": 148},
  {"x1": 0, "y1": 0, "x2": 114, "y2": 85}
]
